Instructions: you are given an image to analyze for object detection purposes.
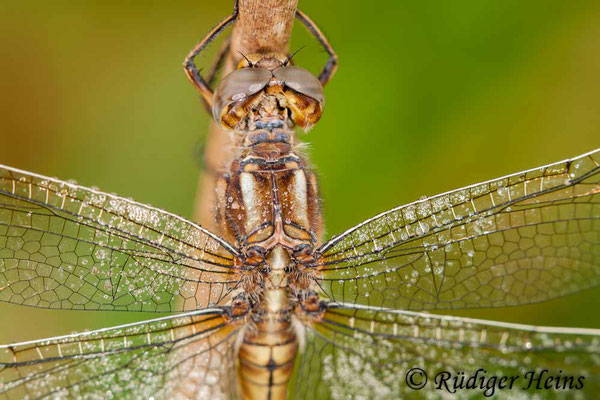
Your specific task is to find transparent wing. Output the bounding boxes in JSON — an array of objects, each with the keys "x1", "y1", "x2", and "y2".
[
  {"x1": 293, "y1": 304, "x2": 600, "y2": 399},
  {"x1": 314, "y1": 148, "x2": 600, "y2": 310},
  {"x1": 0, "y1": 165, "x2": 242, "y2": 312},
  {"x1": 0, "y1": 309, "x2": 239, "y2": 400}
]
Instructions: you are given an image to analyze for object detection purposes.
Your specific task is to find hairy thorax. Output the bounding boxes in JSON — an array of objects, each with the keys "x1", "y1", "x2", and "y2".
[{"x1": 216, "y1": 129, "x2": 322, "y2": 266}]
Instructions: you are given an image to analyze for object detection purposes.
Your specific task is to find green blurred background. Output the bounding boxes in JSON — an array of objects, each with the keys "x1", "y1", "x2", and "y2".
[{"x1": 1, "y1": 0, "x2": 599, "y2": 343}]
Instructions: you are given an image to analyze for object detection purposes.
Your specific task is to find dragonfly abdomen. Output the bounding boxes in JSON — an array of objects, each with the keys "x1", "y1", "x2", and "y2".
[
  {"x1": 237, "y1": 246, "x2": 298, "y2": 400},
  {"x1": 237, "y1": 313, "x2": 297, "y2": 400}
]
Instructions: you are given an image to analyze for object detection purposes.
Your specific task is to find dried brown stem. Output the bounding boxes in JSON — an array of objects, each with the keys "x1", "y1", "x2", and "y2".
[{"x1": 192, "y1": 0, "x2": 298, "y2": 231}]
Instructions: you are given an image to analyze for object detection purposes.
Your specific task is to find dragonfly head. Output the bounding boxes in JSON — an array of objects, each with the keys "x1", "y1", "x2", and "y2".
[
  {"x1": 236, "y1": 52, "x2": 288, "y2": 71},
  {"x1": 212, "y1": 52, "x2": 324, "y2": 132}
]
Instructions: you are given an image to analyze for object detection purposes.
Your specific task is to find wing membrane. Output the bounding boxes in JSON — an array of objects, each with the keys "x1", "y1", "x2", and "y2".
[
  {"x1": 314, "y1": 149, "x2": 600, "y2": 310},
  {"x1": 0, "y1": 165, "x2": 241, "y2": 312},
  {"x1": 293, "y1": 304, "x2": 600, "y2": 399},
  {"x1": 0, "y1": 309, "x2": 238, "y2": 399}
]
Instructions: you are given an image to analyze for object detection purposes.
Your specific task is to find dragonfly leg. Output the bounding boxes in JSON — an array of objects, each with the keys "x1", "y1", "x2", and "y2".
[
  {"x1": 207, "y1": 37, "x2": 231, "y2": 89},
  {"x1": 183, "y1": 4, "x2": 238, "y2": 107},
  {"x1": 194, "y1": 38, "x2": 231, "y2": 114},
  {"x1": 296, "y1": 9, "x2": 338, "y2": 87}
]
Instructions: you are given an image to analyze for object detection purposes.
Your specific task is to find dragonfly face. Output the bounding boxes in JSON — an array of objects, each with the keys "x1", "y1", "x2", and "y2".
[
  {"x1": 1, "y1": 5, "x2": 600, "y2": 400},
  {"x1": 213, "y1": 52, "x2": 324, "y2": 131}
]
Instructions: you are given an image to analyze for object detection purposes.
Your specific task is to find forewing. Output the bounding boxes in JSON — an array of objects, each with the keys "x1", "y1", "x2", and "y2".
[
  {"x1": 315, "y1": 149, "x2": 600, "y2": 310},
  {"x1": 293, "y1": 304, "x2": 600, "y2": 399},
  {"x1": 0, "y1": 309, "x2": 239, "y2": 400},
  {"x1": 0, "y1": 165, "x2": 241, "y2": 312}
]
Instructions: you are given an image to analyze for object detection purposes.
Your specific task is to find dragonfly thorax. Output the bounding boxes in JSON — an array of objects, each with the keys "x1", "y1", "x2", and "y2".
[{"x1": 216, "y1": 146, "x2": 322, "y2": 265}]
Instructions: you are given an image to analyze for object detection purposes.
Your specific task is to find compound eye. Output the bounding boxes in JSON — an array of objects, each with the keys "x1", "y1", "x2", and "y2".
[
  {"x1": 212, "y1": 68, "x2": 272, "y2": 127},
  {"x1": 273, "y1": 66, "x2": 324, "y2": 128},
  {"x1": 273, "y1": 66, "x2": 324, "y2": 106}
]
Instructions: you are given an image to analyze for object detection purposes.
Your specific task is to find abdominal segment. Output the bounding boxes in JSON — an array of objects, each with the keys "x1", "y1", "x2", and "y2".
[{"x1": 237, "y1": 314, "x2": 298, "y2": 400}]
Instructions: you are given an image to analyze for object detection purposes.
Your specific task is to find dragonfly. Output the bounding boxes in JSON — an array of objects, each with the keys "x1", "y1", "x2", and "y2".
[{"x1": 1, "y1": 3, "x2": 600, "y2": 400}]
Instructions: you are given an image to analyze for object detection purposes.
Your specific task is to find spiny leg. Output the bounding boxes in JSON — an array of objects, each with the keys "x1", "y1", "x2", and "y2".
[
  {"x1": 183, "y1": 3, "x2": 238, "y2": 107},
  {"x1": 296, "y1": 9, "x2": 338, "y2": 87},
  {"x1": 207, "y1": 38, "x2": 232, "y2": 89},
  {"x1": 197, "y1": 38, "x2": 231, "y2": 113}
]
